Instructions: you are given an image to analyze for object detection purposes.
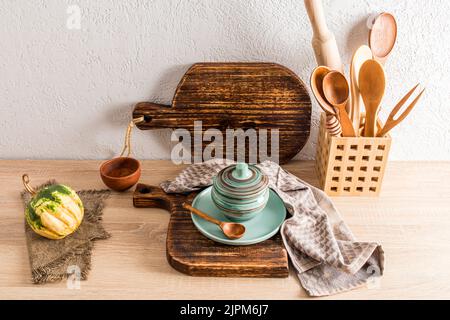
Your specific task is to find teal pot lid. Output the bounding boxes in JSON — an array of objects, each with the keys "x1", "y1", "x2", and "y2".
[{"x1": 213, "y1": 163, "x2": 269, "y2": 200}]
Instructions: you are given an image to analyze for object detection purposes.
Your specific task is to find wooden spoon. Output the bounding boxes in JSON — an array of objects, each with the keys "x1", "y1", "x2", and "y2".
[
  {"x1": 183, "y1": 203, "x2": 246, "y2": 240},
  {"x1": 359, "y1": 59, "x2": 386, "y2": 137},
  {"x1": 369, "y1": 12, "x2": 397, "y2": 65},
  {"x1": 310, "y1": 66, "x2": 337, "y2": 115},
  {"x1": 350, "y1": 45, "x2": 373, "y2": 134},
  {"x1": 310, "y1": 67, "x2": 342, "y2": 136},
  {"x1": 322, "y1": 71, "x2": 356, "y2": 137}
]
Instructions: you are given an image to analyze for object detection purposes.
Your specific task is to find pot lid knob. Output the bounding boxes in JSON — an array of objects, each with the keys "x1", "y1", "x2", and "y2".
[{"x1": 232, "y1": 163, "x2": 251, "y2": 180}]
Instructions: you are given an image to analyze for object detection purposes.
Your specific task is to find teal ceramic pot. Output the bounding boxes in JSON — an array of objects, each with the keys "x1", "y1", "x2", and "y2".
[{"x1": 211, "y1": 163, "x2": 269, "y2": 221}]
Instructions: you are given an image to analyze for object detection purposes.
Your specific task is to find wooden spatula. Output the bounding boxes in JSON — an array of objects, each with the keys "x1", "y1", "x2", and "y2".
[{"x1": 350, "y1": 45, "x2": 373, "y2": 134}]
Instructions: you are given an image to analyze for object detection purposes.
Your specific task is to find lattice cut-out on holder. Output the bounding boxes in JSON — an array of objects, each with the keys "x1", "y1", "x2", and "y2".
[{"x1": 315, "y1": 113, "x2": 392, "y2": 196}]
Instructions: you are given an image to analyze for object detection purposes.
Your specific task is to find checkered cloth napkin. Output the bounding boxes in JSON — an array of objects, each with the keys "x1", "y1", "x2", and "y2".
[{"x1": 161, "y1": 159, "x2": 384, "y2": 296}]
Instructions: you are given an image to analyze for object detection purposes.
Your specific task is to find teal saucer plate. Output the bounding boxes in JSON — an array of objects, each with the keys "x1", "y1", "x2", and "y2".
[{"x1": 191, "y1": 186, "x2": 287, "y2": 246}]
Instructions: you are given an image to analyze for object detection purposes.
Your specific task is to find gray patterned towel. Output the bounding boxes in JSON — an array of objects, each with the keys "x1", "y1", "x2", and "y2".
[{"x1": 161, "y1": 159, "x2": 384, "y2": 296}]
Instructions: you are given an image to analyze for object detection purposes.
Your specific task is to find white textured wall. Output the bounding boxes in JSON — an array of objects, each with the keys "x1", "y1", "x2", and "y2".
[{"x1": 1, "y1": 0, "x2": 449, "y2": 160}]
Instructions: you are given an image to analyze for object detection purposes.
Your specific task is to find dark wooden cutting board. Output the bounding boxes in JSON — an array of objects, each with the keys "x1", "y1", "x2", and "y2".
[
  {"x1": 133, "y1": 62, "x2": 311, "y2": 164},
  {"x1": 133, "y1": 184, "x2": 289, "y2": 278}
]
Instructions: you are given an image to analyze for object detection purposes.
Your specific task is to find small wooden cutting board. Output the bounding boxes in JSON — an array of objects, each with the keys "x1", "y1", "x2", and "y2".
[{"x1": 133, "y1": 184, "x2": 289, "y2": 278}]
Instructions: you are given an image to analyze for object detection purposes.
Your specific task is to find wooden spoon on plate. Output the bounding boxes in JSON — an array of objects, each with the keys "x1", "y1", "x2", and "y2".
[{"x1": 183, "y1": 203, "x2": 246, "y2": 240}]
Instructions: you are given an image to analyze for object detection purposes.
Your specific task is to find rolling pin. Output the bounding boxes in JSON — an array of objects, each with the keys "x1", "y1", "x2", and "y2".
[
  {"x1": 304, "y1": 0, "x2": 348, "y2": 114},
  {"x1": 304, "y1": 0, "x2": 343, "y2": 72}
]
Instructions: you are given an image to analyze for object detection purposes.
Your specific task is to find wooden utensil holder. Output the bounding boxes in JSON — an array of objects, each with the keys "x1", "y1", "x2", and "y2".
[{"x1": 315, "y1": 113, "x2": 391, "y2": 196}]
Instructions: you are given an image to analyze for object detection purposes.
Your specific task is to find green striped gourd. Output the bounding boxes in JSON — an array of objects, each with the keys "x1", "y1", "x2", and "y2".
[{"x1": 23, "y1": 175, "x2": 84, "y2": 240}]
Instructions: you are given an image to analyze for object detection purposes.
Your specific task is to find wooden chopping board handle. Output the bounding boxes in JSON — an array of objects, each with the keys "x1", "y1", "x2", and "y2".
[
  {"x1": 133, "y1": 102, "x2": 175, "y2": 129},
  {"x1": 133, "y1": 184, "x2": 187, "y2": 213}
]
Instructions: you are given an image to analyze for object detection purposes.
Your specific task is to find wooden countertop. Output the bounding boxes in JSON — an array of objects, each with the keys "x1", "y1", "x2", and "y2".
[{"x1": 1, "y1": 160, "x2": 449, "y2": 300}]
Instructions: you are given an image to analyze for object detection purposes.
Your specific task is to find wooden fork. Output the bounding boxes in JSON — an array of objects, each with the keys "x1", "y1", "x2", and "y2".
[{"x1": 377, "y1": 84, "x2": 425, "y2": 137}]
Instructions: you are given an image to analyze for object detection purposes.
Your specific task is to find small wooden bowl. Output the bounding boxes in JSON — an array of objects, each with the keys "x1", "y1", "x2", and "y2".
[{"x1": 100, "y1": 157, "x2": 141, "y2": 192}]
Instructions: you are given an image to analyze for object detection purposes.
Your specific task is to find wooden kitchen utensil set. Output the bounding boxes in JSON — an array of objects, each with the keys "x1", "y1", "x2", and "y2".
[
  {"x1": 312, "y1": 52, "x2": 424, "y2": 139},
  {"x1": 306, "y1": 0, "x2": 425, "y2": 195},
  {"x1": 308, "y1": 6, "x2": 424, "y2": 139}
]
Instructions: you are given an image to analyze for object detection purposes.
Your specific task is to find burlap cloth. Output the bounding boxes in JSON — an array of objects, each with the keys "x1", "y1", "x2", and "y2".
[
  {"x1": 21, "y1": 180, "x2": 111, "y2": 284},
  {"x1": 161, "y1": 159, "x2": 385, "y2": 297}
]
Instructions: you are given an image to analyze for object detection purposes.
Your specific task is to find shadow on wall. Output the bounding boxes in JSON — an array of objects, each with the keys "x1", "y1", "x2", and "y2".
[
  {"x1": 148, "y1": 64, "x2": 192, "y2": 103},
  {"x1": 218, "y1": 1, "x2": 317, "y2": 160},
  {"x1": 210, "y1": 1, "x2": 312, "y2": 67},
  {"x1": 101, "y1": 64, "x2": 192, "y2": 160},
  {"x1": 346, "y1": 16, "x2": 371, "y2": 63},
  {"x1": 100, "y1": 2, "x2": 316, "y2": 161}
]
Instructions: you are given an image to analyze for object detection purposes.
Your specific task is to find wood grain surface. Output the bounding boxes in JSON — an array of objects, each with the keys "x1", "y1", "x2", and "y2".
[
  {"x1": 133, "y1": 63, "x2": 312, "y2": 164},
  {"x1": 133, "y1": 184, "x2": 288, "y2": 278},
  {"x1": 1, "y1": 160, "x2": 450, "y2": 299}
]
